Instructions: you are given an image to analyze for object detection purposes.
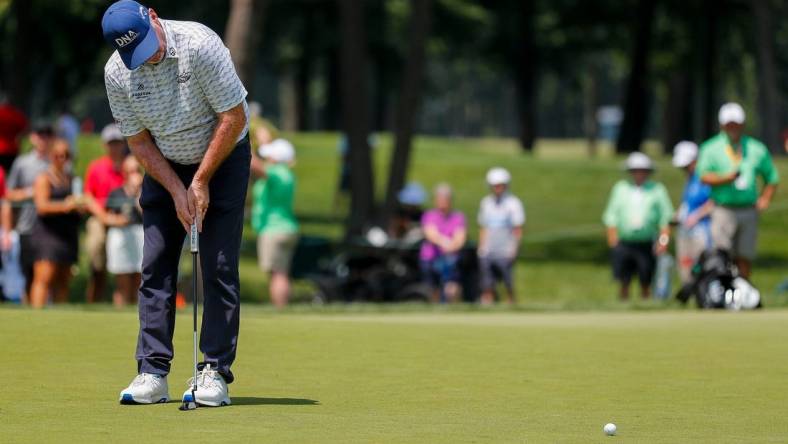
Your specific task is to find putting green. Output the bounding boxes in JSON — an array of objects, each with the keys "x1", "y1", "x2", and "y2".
[{"x1": 2, "y1": 307, "x2": 787, "y2": 443}]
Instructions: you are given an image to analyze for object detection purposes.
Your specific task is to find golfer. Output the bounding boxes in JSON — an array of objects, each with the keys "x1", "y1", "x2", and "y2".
[
  {"x1": 697, "y1": 103, "x2": 779, "y2": 279},
  {"x1": 102, "y1": 0, "x2": 250, "y2": 406}
]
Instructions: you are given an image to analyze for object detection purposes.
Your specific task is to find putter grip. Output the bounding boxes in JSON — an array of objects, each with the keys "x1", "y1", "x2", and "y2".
[{"x1": 190, "y1": 223, "x2": 199, "y2": 253}]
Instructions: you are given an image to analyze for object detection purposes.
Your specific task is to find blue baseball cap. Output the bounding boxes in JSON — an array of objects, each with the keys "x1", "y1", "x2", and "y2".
[{"x1": 102, "y1": 1, "x2": 160, "y2": 70}]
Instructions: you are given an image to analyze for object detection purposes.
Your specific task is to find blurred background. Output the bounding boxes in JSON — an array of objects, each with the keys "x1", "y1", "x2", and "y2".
[{"x1": 0, "y1": 0, "x2": 785, "y2": 307}]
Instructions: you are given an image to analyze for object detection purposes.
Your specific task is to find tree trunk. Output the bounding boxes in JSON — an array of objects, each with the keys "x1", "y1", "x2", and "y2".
[
  {"x1": 661, "y1": 70, "x2": 692, "y2": 154},
  {"x1": 295, "y1": 9, "x2": 315, "y2": 131},
  {"x1": 583, "y1": 62, "x2": 599, "y2": 157},
  {"x1": 701, "y1": 0, "x2": 718, "y2": 138},
  {"x1": 338, "y1": 0, "x2": 375, "y2": 237},
  {"x1": 9, "y1": 0, "x2": 32, "y2": 111},
  {"x1": 514, "y1": 0, "x2": 537, "y2": 152},
  {"x1": 382, "y1": 0, "x2": 433, "y2": 226},
  {"x1": 616, "y1": 0, "x2": 656, "y2": 154},
  {"x1": 224, "y1": 0, "x2": 268, "y2": 97},
  {"x1": 751, "y1": 0, "x2": 782, "y2": 154}
]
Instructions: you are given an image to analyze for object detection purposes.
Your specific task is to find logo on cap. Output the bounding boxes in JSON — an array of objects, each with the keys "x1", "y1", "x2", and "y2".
[{"x1": 115, "y1": 30, "x2": 139, "y2": 48}]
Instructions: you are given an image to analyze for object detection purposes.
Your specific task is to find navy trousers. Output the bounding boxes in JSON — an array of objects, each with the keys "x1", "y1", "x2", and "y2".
[{"x1": 135, "y1": 137, "x2": 250, "y2": 383}]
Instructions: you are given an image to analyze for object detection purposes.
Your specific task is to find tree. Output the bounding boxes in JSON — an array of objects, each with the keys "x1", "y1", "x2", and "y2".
[
  {"x1": 751, "y1": 0, "x2": 782, "y2": 154},
  {"x1": 616, "y1": 0, "x2": 656, "y2": 153},
  {"x1": 338, "y1": 0, "x2": 375, "y2": 237},
  {"x1": 382, "y1": 0, "x2": 433, "y2": 226},
  {"x1": 224, "y1": 0, "x2": 268, "y2": 96}
]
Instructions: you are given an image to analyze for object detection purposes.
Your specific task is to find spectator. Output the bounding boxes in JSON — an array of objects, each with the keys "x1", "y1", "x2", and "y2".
[
  {"x1": 697, "y1": 103, "x2": 780, "y2": 279},
  {"x1": 2, "y1": 124, "x2": 53, "y2": 302},
  {"x1": 251, "y1": 139, "x2": 299, "y2": 308},
  {"x1": 83, "y1": 124, "x2": 127, "y2": 303},
  {"x1": 29, "y1": 139, "x2": 85, "y2": 308},
  {"x1": 55, "y1": 107, "x2": 80, "y2": 160},
  {"x1": 603, "y1": 152, "x2": 674, "y2": 300},
  {"x1": 420, "y1": 183, "x2": 466, "y2": 303},
  {"x1": 478, "y1": 168, "x2": 525, "y2": 305},
  {"x1": 249, "y1": 121, "x2": 278, "y2": 177},
  {"x1": 104, "y1": 156, "x2": 144, "y2": 307},
  {"x1": 388, "y1": 182, "x2": 426, "y2": 245},
  {"x1": 672, "y1": 141, "x2": 714, "y2": 284},
  {"x1": 0, "y1": 94, "x2": 28, "y2": 172}
]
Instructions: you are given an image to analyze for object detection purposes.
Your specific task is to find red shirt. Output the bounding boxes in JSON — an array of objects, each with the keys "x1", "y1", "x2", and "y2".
[
  {"x1": 0, "y1": 104, "x2": 28, "y2": 156},
  {"x1": 0, "y1": 166, "x2": 6, "y2": 198},
  {"x1": 85, "y1": 156, "x2": 124, "y2": 208}
]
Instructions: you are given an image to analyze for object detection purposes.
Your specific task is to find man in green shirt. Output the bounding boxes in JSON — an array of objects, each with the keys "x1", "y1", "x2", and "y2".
[
  {"x1": 697, "y1": 102, "x2": 779, "y2": 278},
  {"x1": 251, "y1": 138, "x2": 299, "y2": 307},
  {"x1": 603, "y1": 152, "x2": 674, "y2": 300}
]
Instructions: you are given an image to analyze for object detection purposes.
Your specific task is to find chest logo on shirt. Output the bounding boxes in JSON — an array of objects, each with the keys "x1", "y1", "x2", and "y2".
[
  {"x1": 131, "y1": 82, "x2": 151, "y2": 99},
  {"x1": 176, "y1": 71, "x2": 192, "y2": 84}
]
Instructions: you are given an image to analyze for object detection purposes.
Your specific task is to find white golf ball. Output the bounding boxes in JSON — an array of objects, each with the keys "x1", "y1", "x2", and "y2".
[{"x1": 604, "y1": 423, "x2": 617, "y2": 436}]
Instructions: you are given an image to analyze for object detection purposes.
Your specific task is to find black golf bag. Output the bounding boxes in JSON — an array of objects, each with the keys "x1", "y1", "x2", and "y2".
[{"x1": 675, "y1": 249, "x2": 761, "y2": 310}]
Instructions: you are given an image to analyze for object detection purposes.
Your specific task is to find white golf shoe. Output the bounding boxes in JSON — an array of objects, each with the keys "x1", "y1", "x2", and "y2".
[
  {"x1": 182, "y1": 364, "x2": 231, "y2": 407},
  {"x1": 119, "y1": 373, "x2": 170, "y2": 404}
]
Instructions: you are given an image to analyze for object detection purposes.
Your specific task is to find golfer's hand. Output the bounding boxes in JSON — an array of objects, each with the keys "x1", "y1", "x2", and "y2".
[
  {"x1": 188, "y1": 179, "x2": 209, "y2": 232},
  {"x1": 172, "y1": 186, "x2": 194, "y2": 232}
]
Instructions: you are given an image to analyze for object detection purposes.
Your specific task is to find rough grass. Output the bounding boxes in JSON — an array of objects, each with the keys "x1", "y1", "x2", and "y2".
[
  {"x1": 2, "y1": 306, "x2": 788, "y2": 443},
  {"x1": 66, "y1": 133, "x2": 788, "y2": 307}
]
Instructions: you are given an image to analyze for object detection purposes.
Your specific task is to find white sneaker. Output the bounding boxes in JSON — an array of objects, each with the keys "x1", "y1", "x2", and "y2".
[
  {"x1": 119, "y1": 373, "x2": 170, "y2": 404},
  {"x1": 182, "y1": 364, "x2": 231, "y2": 407}
]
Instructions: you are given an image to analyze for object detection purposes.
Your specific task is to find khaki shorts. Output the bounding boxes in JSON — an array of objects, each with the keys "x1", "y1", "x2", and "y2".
[
  {"x1": 85, "y1": 216, "x2": 107, "y2": 271},
  {"x1": 676, "y1": 228, "x2": 711, "y2": 284},
  {"x1": 257, "y1": 232, "x2": 298, "y2": 273},
  {"x1": 710, "y1": 206, "x2": 758, "y2": 260}
]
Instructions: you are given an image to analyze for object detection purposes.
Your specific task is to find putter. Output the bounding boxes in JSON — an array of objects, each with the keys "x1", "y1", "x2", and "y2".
[{"x1": 180, "y1": 222, "x2": 200, "y2": 411}]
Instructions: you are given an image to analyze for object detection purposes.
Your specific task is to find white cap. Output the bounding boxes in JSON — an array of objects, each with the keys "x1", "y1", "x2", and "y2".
[
  {"x1": 258, "y1": 139, "x2": 295, "y2": 163},
  {"x1": 100, "y1": 124, "x2": 124, "y2": 143},
  {"x1": 434, "y1": 182, "x2": 453, "y2": 197},
  {"x1": 625, "y1": 152, "x2": 654, "y2": 171},
  {"x1": 486, "y1": 167, "x2": 511, "y2": 186},
  {"x1": 718, "y1": 102, "x2": 746, "y2": 125},
  {"x1": 672, "y1": 141, "x2": 699, "y2": 168}
]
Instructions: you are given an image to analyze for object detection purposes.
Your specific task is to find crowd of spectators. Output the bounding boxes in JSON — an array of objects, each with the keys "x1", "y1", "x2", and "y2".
[{"x1": 0, "y1": 99, "x2": 780, "y2": 307}]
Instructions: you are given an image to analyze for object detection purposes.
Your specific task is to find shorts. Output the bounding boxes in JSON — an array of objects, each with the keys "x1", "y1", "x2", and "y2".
[
  {"x1": 612, "y1": 241, "x2": 656, "y2": 286},
  {"x1": 676, "y1": 227, "x2": 711, "y2": 284},
  {"x1": 85, "y1": 216, "x2": 107, "y2": 271},
  {"x1": 710, "y1": 206, "x2": 758, "y2": 260},
  {"x1": 106, "y1": 224, "x2": 144, "y2": 274},
  {"x1": 257, "y1": 232, "x2": 298, "y2": 273},
  {"x1": 479, "y1": 256, "x2": 514, "y2": 291},
  {"x1": 420, "y1": 254, "x2": 460, "y2": 288}
]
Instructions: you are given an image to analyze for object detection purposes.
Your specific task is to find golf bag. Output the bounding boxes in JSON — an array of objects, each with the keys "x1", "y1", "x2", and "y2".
[{"x1": 675, "y1": 249, "x2": 761, "y2": 310}]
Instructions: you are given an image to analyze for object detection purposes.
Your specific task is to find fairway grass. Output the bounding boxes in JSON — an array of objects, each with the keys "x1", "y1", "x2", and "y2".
[{"x1": 2, "y1": 307, "x2": 787, "y2": 443}]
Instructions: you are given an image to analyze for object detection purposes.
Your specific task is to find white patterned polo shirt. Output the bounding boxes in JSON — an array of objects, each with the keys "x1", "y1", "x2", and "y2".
[{"x1": 104, "y1": 19, "x2": 249, "y2": 165}]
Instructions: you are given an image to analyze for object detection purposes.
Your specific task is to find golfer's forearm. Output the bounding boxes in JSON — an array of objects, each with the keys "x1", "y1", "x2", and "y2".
[
  {"x1": 128, "y1": 132, "x2": 184, "y2": 197},
  {"x1": 194, "y1": 103, "x2": 246, "y2": 185}
]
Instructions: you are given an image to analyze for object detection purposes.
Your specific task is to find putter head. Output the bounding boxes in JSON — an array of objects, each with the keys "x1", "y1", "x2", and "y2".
[{"x1": 179, "y1": 391, "x2": 198, "y2": 411}]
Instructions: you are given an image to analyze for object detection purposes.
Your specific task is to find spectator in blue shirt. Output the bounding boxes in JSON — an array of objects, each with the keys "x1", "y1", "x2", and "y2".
[{"x1": 672, "y1": 141, "x2": 714, "y2": 284}]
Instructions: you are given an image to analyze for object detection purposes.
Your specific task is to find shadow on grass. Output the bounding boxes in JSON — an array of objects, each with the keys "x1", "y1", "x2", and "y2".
[{"x1": 232, "y1": 397, "x2": 320, "y2": 406}]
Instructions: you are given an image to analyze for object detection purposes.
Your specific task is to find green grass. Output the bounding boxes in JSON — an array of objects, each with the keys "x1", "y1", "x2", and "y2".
[
  {"x1": 67, "y1": 133, "x2": 788, "y2": 306},
  {"x1": 3, "y1": 306, "x2": 788, "y2": 443}
]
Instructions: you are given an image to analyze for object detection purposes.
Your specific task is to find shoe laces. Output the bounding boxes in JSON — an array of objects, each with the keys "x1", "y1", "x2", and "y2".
[
  {"x1": 187, "y1": 364, "x2": 223, "y2": 390},
  {"x1": 132, "y1": 373, "x2": 159, "y2": 387}
]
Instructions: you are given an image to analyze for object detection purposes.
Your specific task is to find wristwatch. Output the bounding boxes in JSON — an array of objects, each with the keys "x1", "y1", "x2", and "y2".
[{"x1": 658, "y1": 234, "x2": 669, "y2": 246}]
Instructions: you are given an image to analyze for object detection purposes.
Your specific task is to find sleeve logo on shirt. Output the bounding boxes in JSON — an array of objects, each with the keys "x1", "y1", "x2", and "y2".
[
  {"x1": 177, "y1": 71, "x2": 192, "y2": 84},
  {"x1": 115, "y1": 30, "x2": 139, "y2": 48}
]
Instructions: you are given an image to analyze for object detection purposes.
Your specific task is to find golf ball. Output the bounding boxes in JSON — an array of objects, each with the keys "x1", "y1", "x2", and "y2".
[{"x1": 604, "y1": 423, "x2": 617, "y2": 436}]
